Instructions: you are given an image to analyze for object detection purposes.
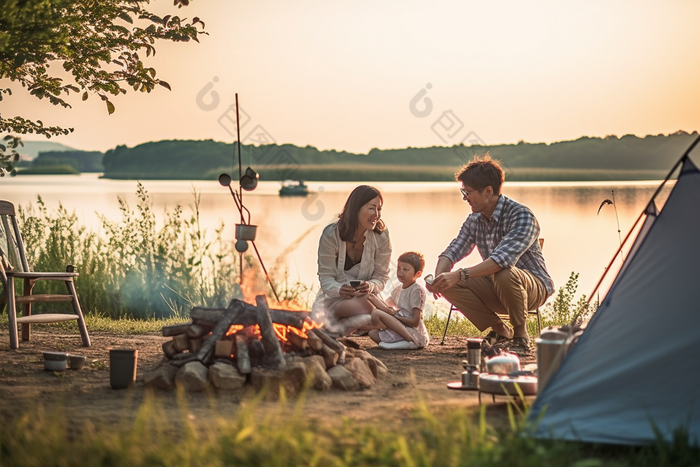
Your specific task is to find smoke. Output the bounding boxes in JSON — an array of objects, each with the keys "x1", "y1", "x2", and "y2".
[{"x1": 270, "y1": 225, "x2": 318, "y2": 279}]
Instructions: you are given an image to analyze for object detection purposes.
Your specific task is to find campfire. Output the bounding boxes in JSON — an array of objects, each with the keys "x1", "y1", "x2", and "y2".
[{"x1": 145, "y1": 295, "x2": 388, "y2": 395}]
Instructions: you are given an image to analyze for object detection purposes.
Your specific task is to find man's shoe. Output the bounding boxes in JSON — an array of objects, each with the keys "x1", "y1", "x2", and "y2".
[
  {"x1": 484, "y1": 331, "x2": 510, "y2": 346},
  {"x1": 508, "y1": 337, "x2": 531, "y2": 355}
]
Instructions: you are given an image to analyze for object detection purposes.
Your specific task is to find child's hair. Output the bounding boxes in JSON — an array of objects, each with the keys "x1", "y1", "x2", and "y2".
[{"x1": 397, "y1": 251, "x2": 424, "y2": 274}]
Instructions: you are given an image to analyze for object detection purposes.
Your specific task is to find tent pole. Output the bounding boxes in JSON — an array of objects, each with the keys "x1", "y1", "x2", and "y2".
[
  {"x1": 586, "y1": 134, "x2": 700, "y2": 306},
  {"x1": 587, "y1": 212, "x2": 645, "y2": 306}
]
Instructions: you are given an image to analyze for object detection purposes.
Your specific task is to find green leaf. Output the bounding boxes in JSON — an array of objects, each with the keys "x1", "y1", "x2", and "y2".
[
  {"x1": 82, "y1": 91, "x2": 89, "y2": 101},
  {"x1": 118, "y1": 12, "x2": 134, "y2": 24},
  {"x1": 158, "y1": 81, "x2": 171, "y2": 91},
  {"x1": 106, "y1": 101, "x2": 115, "y2": 115}
]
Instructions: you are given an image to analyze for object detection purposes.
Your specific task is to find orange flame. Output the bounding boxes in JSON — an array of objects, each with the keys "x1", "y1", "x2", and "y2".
[
  {"x1": 273, "y1": 317, "x2": 323, "y2": 342},
  {"x1": 225, "y1": 324, "x2": 245, "y2": 337},
  {"x1": 239, "y1": 266, "x2": 266, "y2": 304},
  {"x1": 223, "y1": 295, "x2": 322, "y2": 347}
]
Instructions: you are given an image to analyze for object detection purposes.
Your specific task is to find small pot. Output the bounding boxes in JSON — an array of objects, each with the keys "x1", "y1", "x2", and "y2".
[
  {"x1": 235, "y1": 224, "x2": 257, "y2": 241},
  {"x1": 68, "y1": 354, "x2": 86, "y2": 370},
  {"x1": 43, "y1": 351, "x2": 68, "y2": 372},
  {"x1": 485, "y1": 352, "x2": 521, "y2": 375}
]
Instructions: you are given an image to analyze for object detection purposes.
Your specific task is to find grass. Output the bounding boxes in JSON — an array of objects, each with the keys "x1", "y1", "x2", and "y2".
[
  {"x1": 1, "y1": 393, "x2": 698, "y2": 467},
  {"x1": 424, "y1": 272, "x2": 595, "y2": 339},
  {"x1": 11, "y1": 185, "x2": 251, "y2": 319}
]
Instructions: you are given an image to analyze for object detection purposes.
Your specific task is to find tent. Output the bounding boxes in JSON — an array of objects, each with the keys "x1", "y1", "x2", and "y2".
[{"x1": 528, "y1": 136, "x2": 700, "y2": 445}]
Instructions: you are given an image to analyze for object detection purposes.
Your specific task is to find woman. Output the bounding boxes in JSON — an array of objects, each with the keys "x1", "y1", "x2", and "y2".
[{"x1": 312, "y1": 185, "x2": 392, "y2": 336}]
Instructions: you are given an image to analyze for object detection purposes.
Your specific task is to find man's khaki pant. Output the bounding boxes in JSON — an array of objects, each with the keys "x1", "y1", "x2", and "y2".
[{"x1": 441, "y1": 267, "x2": 547, "y2": 338}]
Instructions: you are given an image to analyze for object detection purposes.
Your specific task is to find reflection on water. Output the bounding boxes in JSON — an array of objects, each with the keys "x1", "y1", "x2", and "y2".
[{"x1": 1, "y1": 174, "x2": 675, "y2": 309}]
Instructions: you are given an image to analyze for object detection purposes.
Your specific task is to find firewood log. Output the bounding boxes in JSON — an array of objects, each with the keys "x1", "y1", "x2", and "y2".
[
  {"x1": 319, "y1": 342, "x2": 339, "y2": 370},
  {"x1": 186, "y1": 324, "x2": 208, "y2": 338},
  {"x1": 306, "y1": 331, "x2": 323, "y2": 351},
  {"x1": 190, "y1": 302, "x2": 308, "y2": 329},
  {"x1": 311, "y1": 328, "x2": 346, "y2": 363},
  {"x1": 162, "y1": 322, "x2": 192, "y2": 337},
  {"x1": 248, "y1": 339, "x2": 265, "y2": 361},
  {"x1": 195, "y1": 300, "x2": 246, "y2": 365},
  {"x1": 235, "y1": 334, "x2": 251, "y2": 374},
  {"x1": 287, "y1": 331, "x2": 308, "y2": 351},
  {"x1": 312, "y1": 328, "x2": 345, "y2": 354},
  {"x1": 255, "y1": 295, "x2": 286, "y2": 369},
  {"x1": 172, "y1": 333, "x2": 190, "y2": 352},
  {"x1": 189, "y1": 337, "x2": 203, "y2": 354},
  {"x1": 162, "y1": 340, "x2": 177, "y2": 358},
  {"x1": 215, "y1": 340, "x2": 234, "y2": 358}
]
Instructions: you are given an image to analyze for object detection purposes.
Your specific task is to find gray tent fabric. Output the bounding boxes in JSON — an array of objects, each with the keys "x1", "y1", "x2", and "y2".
[{"x1": 528, "y1": 156, "x2": 700, "y2": 445}]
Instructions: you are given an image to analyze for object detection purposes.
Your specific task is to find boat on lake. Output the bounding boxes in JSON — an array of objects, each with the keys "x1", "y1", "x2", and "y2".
[{"x1": 279, "y1": 180, "x2": 309, "y2": 197}]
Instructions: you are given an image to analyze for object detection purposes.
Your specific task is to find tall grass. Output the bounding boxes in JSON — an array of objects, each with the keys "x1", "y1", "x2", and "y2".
[
  {"x1": 1, "y1": 394, "x2": 698, "y2": 466},
  {"x1": 14, "y1": 184, "x2": 289, "y2": 319}
]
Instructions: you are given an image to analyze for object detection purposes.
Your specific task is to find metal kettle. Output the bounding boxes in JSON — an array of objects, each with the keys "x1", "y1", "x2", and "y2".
[{"x1": 485, "y1": 352, "x2": 521, "y2": 375}]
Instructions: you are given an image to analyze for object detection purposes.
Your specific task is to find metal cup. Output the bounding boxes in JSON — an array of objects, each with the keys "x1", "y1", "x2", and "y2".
[
  {"x1": 536, "y1": 337, "x2": 566, "y2": 394},
  {"x1": 467, "y1": 338, "x2": 483, "y2": 368}
]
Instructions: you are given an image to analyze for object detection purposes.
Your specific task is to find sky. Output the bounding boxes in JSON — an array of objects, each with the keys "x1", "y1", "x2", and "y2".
[{"x1": 3, "y1": 0, "x2": 700, "y2": 154}]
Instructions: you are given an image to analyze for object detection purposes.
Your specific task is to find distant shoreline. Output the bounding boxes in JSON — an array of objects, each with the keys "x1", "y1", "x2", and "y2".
[{"x1": 97, "y1": 166, "x2": 668, "y2": 182}]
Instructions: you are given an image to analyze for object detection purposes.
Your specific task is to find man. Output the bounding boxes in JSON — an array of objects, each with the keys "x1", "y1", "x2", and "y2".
[{"x1": 427, "y1": 154, "x2": 554, "y2": 353}]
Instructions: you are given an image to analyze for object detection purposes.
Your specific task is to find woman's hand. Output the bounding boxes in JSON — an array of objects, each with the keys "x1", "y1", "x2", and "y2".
[
  {"x1": 355, "y1": 281, "x2": 370, "y2": 295},
  {"x1": 339, "y1": 284, "x2": 359, "y2": 299}
]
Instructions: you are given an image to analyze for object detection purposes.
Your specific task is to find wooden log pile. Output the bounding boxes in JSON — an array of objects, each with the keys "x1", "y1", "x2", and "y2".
[{"x1": 144, "y1": 295, "x2": 388, "y2": 396}]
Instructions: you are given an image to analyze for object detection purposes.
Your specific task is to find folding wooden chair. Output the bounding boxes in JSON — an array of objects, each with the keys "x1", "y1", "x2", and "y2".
[
  {"x1": 0, "y1": 200, "x2": 90, "y2": 349},
  {"x1": 439, "y1": 238, "x2": 545, "y2": 344}
]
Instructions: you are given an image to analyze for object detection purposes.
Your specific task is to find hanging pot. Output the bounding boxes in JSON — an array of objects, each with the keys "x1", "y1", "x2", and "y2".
[
  {"x1": 240, "y1": 167, "x2": 259, "y2": 191},
  {"x1": 236, "y1": 224, "x2": 257, "y2": 241}
]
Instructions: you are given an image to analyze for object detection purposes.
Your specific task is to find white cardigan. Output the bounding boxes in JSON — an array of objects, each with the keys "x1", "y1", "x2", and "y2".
[{"x1": 313, "y1": 222, "x2": 392, "y2": 306}]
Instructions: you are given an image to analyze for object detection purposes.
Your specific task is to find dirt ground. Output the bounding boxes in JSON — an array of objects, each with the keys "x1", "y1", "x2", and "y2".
[{"x1": 0, "y1": 327, "x2": 537, "y2": 428}]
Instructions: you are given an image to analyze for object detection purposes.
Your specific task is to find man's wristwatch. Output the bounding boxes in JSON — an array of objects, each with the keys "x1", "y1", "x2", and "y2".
[{"x1": 458, "y1": 268, "x2": 469, "y2": 286}]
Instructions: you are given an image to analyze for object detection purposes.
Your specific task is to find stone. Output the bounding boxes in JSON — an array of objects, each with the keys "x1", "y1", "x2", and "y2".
[
  {"x1": 144, "y1": 363, "x2": 177, "y2": 391},
  {"x1": 175, "y1": 361, "x2": 209, "y2": 392},
  {"x1": 302, "y1": 355, "x2": 332, "y2": 391},
  {"x1": 249, "y1": 361, "x2": 307, "y2": 399},
  {"x1": 344, "y1": 349, "x2": 388, "y2": 379},
  {"x1": 344, "y1": 358, "x2": 376, "y2": 389},
  {"x1": 327, "y1": 365, "x2": 360, "y2": 391},
  {"x1": 366, "y1": 356, "x2": 389, "y2": 379},
  {"x1": 209, "y1": 361, "x2": 246, "y2": 390}
]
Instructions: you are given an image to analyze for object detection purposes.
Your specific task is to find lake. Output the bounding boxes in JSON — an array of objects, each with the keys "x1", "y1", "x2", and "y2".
[{"x1": 1, "y1": 174, "x2": 673, "y2": 313}]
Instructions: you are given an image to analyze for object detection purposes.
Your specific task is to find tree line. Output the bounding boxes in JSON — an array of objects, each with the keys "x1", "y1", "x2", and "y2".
[{"x1": 21, "y1": 130, "x2": 700, "y2": 181}]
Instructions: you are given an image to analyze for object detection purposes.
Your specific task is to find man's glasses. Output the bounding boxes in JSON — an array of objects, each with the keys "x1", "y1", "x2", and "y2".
[{"x1": 460, "y1": 187, "x2": 481, "y2": 198}]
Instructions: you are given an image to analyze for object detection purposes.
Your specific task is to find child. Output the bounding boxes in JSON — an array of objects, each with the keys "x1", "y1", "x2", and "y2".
[{"x1": 367, "y1": 251, "x2": 430, "y2": 350}]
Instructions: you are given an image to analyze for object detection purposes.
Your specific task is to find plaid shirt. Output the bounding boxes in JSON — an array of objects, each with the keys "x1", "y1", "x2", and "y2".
[{"x1": 440, "y1": 194, "x2": 554, "y2": 296}]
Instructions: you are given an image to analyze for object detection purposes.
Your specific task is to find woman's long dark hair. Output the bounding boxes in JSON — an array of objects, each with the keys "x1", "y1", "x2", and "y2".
[{"x1": 337, "y1": 185, "x2": 386, "y2": 241}]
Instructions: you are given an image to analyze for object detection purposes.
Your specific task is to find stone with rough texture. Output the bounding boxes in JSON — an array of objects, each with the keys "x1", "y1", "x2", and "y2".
[
  {"x1": 327, "y1": 365, "x2": 360, "y2": 391},
  {"x1": 344, "y1": 358, "x2": 376, "y2": 388},
  {"x1": 175, "y1": 361, "x2": 209, "y2": 392},
  {"x1": 302, "y1": 355, "x2": 332, "y2": 391},
  {"x1": 209, "y1": 362, "x2": 246, "y2": 390},
  {"x1": 249, "y1": 361, "x2": 307, "y2": 398},
  {"x1": 144, "y1": 363, "x2": 177, "y2": 391},
  {"x1": 345, "y1": 349, "x2": 388, "y2": 379},
  {"x1": 366, "y1": 356, "x2": 389, "y2": 379}
]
